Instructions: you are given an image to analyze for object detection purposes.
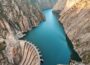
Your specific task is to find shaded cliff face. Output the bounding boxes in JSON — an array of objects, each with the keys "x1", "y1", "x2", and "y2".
[
  {"x1": 0, "y1": 0, "x2": 44, "y2": 65},
  {"x1": 36, "y1": 0, "x2": 57, "y2": 10},
  {"x1": 28, "y1": 0, "x2": 57, "y2": 10},
  {"x1": 53, "y1": 0, "x2": 90, "y2": 65},
  {"x1": 0, "y1": 0, "x2": 44, "y2": 39}
]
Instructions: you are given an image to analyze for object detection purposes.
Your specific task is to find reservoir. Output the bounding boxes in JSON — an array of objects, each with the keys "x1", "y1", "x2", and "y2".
[{"x1": 23, "y1": 9, "x2": 71, "y2": 65}]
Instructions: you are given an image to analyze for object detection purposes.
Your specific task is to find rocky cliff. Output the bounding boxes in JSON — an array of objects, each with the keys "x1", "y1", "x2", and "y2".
[
  {"x1": 0, "y1": 0, "x2": 44, "y2": 65},
  {"x1": 0, "y1": 0, "x2": 44, "y2": 39},
  {"x1": 53, "y1": 0, "x2": 81, "y2": 15},
  {"x1": 53, "y1": 0, "x2": 66, "y2": 12},
  {"x1": 53, "y1": 0, "x2": 90, "y2": 65},
  {"x1": 28, "y1": 0, "x2": 57, "y2": 10},
  {"x1": 0, "y1": 35, "x2": 42, "y2": 65}
]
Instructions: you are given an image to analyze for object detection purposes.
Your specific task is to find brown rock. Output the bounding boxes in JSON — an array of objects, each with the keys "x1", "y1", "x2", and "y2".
[{"x1": 53, "y1": 0, "x2": 90, "y2": 65}]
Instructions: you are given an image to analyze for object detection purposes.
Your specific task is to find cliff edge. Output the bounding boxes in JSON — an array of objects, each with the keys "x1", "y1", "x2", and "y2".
[
  {"x1": 53, "y1": 0, "x2": 90, "y2": 65},
  {"x1": 0, "y1": 0, "x2": 44, "y2": 65},
  {"x1": 0, "y1": 0, "x2": 44, "y2": 39}
]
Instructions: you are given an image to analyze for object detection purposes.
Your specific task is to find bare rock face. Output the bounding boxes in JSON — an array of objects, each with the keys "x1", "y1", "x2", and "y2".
[
  {"x1": 53, "y1": 0, "x2": 90, "y2": 65},
  {"x1": 0, "y1": 36, "x2": 41, "y2": 65},
  {"x1": 53, "y1": 0, "x2": 66, "y2": 12},
  {"x1": 53, "y1": 0, "x2": 81, "y2": 15},
  {"x1": 0, "y1": 0, "x2": 44, "y2": 38},
  {"x1": 0, "y1": 0, "x2": 44, "y2": 65},
  {"x1": 34, "y1": 0, "x2": 57, "y2": 10},
  {"x1": 61, "y1": 0, "x2": 81, "y2": 15}
]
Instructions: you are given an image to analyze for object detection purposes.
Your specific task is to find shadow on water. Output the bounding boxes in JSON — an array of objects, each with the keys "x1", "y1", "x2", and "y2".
[
  {"x1": 65, "y1": 35, "x2": 82, "y2": 62},
  {"x1": 58, "y1": 21, "x2": 82, "y2": 62},
  {"x1": 22, "y1": 10, "x2": 81, "y2": 65}
]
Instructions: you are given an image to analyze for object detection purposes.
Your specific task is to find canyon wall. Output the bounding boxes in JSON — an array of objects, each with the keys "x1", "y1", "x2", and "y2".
[
  {"x1": 37, "y1": 0, "x2": 57, "y2": 10},
  {"x1": 53, "y1": 0, "x2": 90, "y2": 65},
  {"x1": 0, "y1": 36, "x2": 41, "y2": 65},
  {"x1": 53, "y1": 0, "x2": 66, "y2": 12},
  {"x1": 28, "y1": 0, "x2": 57, "y2": 10},
  {"x1": 0, "y1": 0, "x2": 44, "y2": 65},
  {"x1": 0, "y1": 0, "x2": 44, "y2": 39},
  {"x1": 53, "y1": 0, "x2": 81, "y2": 15}
]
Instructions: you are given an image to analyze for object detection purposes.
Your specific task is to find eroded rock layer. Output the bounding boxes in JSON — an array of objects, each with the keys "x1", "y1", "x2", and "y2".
[
  {"x1": 53, "y1": 0, "x2": 90, "y2": 65},
  {"x1": 0, "y1": 0, "x2": 44, "y2": 65},
  {"x1": 35, "y1": 0, "x2": 57, "y2": 10},
  {"x1": 53, "y1": 0, "x2": 81, "y2": 15},
  {"x1": 0, "y1": 0, "x2": 44, "y2": 39},
  {"x1": 0, "y1": 36, "x2": 41, "y2": 65}
]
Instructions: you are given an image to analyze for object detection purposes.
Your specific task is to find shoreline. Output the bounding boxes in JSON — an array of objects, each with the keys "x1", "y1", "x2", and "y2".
[{"x1": 52, "y1": 11, "x2": 82, "y2": 64}]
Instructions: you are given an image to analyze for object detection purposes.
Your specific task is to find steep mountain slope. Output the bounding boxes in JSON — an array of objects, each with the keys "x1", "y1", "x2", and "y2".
[
  {"x1": 0, "y1": 0, "x2": 44, "y2": 39},
  {"x1": 53, "y1": 0, "x2": 81, "y2": 15},
  {"x1": 53, "y1": 0, "x2": 90, "y2": 65},
  {"x1": 0, "y1": 0, "x2": 44, "y2": 65},
  {"x1": 53, "y1": 0, "x2": 66, "y2": 12},
  {"x1": 28, "y1": 0, "x2": 57, "y2": 10}
]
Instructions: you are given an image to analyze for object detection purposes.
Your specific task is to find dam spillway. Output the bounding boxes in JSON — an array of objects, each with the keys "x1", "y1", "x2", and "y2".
[{"x1": 19, "y1": 40, "x2": 42, "y2": 65}]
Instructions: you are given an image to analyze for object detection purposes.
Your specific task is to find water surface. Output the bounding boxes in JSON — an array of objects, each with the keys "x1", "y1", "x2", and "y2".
[{"x1": 24, "y1": 9, "x2": 71, "y2": 65}]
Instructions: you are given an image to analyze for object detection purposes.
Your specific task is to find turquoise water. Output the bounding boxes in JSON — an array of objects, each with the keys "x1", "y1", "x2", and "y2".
[{"x1": 24, "y1": 9, "x2": 71, "y2": 65}]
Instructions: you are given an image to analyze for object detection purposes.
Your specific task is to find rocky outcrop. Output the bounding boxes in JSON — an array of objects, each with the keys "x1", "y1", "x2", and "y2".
[
  {"x1": 53, "y1": 0, "x2": 90, "y2": 65},
  {"x1": 27, "y1": 0, "x2": 57, "y2": 10},
  {"x1": 0, "y1": 0, "x2": 44, "y2": 65},
  {"x1": 53, "y1": 0, "x2": 81, "y2": 15},
  {"x1": 0, "y1": 35, "x2": 41, "y2": 65},
  {"x1": 0, "y1": 0, "x2": 44, "y2": 39},
  {"x1": 32, "y1": 0, "x2": 57, "y2": 10},
  {"x1": 53, "y1": 0, "x2": 66, "y2": 12}
]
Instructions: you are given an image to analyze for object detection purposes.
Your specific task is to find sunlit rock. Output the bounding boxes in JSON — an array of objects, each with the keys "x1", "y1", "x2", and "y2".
[
  {"x1": 54, "y1": 0, "x2": 90, "y2": 65},
  {"x1": 0, "y1": 0, "x2": 44, "y2": 38},
  {"x1": 53, "y1": 0, "x2": 81, "y2": 15},
  {"x1": 0, "y1": 0, "x2": 44, "y2": 65}
]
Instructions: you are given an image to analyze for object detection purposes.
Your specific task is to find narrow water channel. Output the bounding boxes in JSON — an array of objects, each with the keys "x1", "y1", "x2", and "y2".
[{"x1": 24, "y1": 9, "x2": 71, "y2": 65}]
